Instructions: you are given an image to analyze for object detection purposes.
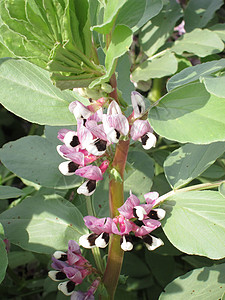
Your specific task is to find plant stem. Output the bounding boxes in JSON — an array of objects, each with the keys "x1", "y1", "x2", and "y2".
[
  {"x1": 157, "y1": 180, "x2": 225, "y2": 204},
  {"x1": 103, "y1": 139, "x2": 130, "y2": 299}
]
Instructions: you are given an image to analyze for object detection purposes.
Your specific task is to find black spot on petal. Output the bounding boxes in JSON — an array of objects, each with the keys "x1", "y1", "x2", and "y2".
[
  {"x1": 141, "y1": 134, "x2": 148, "y2": 146},
  {"x1": 115, "y1": 129, "x2": 120, "y2": 140},
  {"x1": 137, "y1": 104, "x2": 142, "y2": 113},
  {"x1": 133, "y1": 208, "x2": 138, "y2": 219},
  {"x1": 133, "y1": 219, "x2": 145, "y2": 227},
  {"x1": 94, "y1": 139, "x2": 107, "y2": 151},
  {"x1": 148, "y1": 210, "x2": 159, "y2": 220},
  {"x1": 142, "y1": 234, "x2": 153, "y2": 246},
  {"x1": 56, "y1": 271, "x2": 67, "y2": 280},
  {"x1": 87, "y1": 233, "x2": 99, "y2": 246},
  {"x1": 87, "y1": 180, "x2": 96, "y2": 193},
  {"x1": 68, "y1": 162, "x2": 79, "y2": 173},
  {"x1": 102, "y1": 232, "x2": 109, "y2": 244},
  {"x1": 70, "y1": 135, "x2": 80, "y2": 147},
  {"x1": 67, "y1": 281, "x2": 75, "y2": 293},
  {"x1": 58, "y1": 254, "x2": 68, "y2": 261}
]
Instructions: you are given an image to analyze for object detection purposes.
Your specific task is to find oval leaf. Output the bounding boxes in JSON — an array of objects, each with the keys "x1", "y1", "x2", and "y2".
[
  {"x1": 0, "y1": 194, "x2": 88, "y2": 254},
  {"x1": 162, "y1": 191, "x2": 225, "y2": 259},
  {"x1": 164, "y1": 142, "x2": 225, "y2": 189},
  {"x1": 167, "y1": 58, "x2": 225, "y2": 91},
  {"x1": 0, "y1": 238, "x2": 8, "y2": 284},
  {"x1": 159, "y1": 263, "x2": 225, "y2": 300},
  {"x1": 149, "y1": 82, "x2": 225, "y2": 144},
  {"x1": 0, "y1": 186, "x2": 24, "y2": 199},
  {"x1": 172, "y1": 29, "x2": 224, "y2": 57},
  {"x1": 0, "y1": 58, "x2": 89, "y2": 125},
  {"x1": 0, "y1": 136, "x2": 83, "y2": 189}
]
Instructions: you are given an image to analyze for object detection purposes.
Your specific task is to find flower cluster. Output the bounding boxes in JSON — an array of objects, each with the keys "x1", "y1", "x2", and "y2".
[
  {"x1": 57, "y1": 92, "x2": 157, "y2": 196},
  {"x1": 79, "y1": 191, "x2": 165, "y2": 252},
  {"x1": 48, "y1": 240, "x2": 100, "y2": 299}
]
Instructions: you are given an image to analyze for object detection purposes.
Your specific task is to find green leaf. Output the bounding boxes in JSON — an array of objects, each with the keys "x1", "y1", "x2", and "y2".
[
  {"x1": 0, "y1": 58, "x2": 89, "y2": 125},
  {"x1": 115, "y1": 0, "x2": 146, "y2": 31},
  {"x1": 145, "y1": 252, "x2": 175, "y2": 286},
  {"x1": 184, "y1": 0, "x2": 223, "y2": 32},
  {"x1": 89, "y1": 24, "x2": 132, "y2": 88},
  {"x1": 167, "y1": 58, "x2": 225, "y2": 91},
  {"x1": 131, "y1": 52, "x2": 178, "y2": 82},
  {"x1": 172, "y1": 29, "x2": 224, "y2": 58},
  {"x1": 133, "y1": 0, "x2": 163, "y2": 31},
  {"x1": 0, "y1": 186, "x2": 24, "y2": 199},
  {"x1": 159, "y1": 263, "x2": 225, "y2": 300},
  {"x1": 164, "y1": 142, "x2": 225, "y2": 189},
  {"x1": 117, "y1": 53, "x2": 134, "y2": 104},
  {"x1": 162, "y1": 191, "x2": 225, "y2": 259},
  {"x1": 0, "y1": 238, "x2": 8, "y2": 284},
  {"x1": 0, "y1": 136, "x2": 83, "y2": 189},
  {"x1": 91, "y1": 0, "x2": 127, "y2": 34},
  {"x1": 149, "y1": 82, "x2": 225, "y2": 144},
  {"x1": 124, "y1": 150, "x2": 154, "y2": 200},
  {"x1": 201, "y1": 74, "x2": 225, "y2": 98},
  {"x1": 8, "y1": 251, "x2": 36, "y2": 269},
  {"x1": 209, "y1": 24, "x2": 225, "y2": 42},
  {"x1": 0, "y1": 194, "x2": 88, "y2": 254},
  {"x1": 140, "y1": 0, "x2": 182, "y2": 57},
  {"x1": 219, "y1": 182, "x2": 225, "y2": 198}
]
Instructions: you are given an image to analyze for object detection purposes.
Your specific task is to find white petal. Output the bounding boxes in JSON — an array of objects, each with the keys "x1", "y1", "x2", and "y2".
[
  {"x1": 58, "y1": 281, "x2": 75, "y2": 296},
  {"x1": 144, "y1": 236, "x2": 164, "y2": 251},
  {"x1": 64, "y1": 131, "x2": 79, "y2": 148},
  {"x1": 77, "y1": 180, "x2": 96, "y2": 196},
  {"x1": 58, "y1": 161, "x2": 78, "y2": 176},
  {"x1": 95, "y1": 232, "x2": 109, "y2": 248},
  {"x1": 120, "y1": 236, "x2": 133, "y2": 251},
  {"x1": 53, "y1": 250, "x2": 67, "y2": 260},
  {"x1": 79, "y1": 233, "x2": 96, "y2": 249},
  {"x1": 133, "y1": 206, "x2": 147, "y2": 220},
  {"x1": 141, "y1": 132, "x2": 157, "y2": 150},
  {"x1": 48, "y1": 270, "x2": 66, "y2": 281}
]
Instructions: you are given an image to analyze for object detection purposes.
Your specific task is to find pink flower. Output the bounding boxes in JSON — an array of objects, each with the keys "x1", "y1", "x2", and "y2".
[{"x1": 80, "y1": 191, "x2": 166, "y2": 252}]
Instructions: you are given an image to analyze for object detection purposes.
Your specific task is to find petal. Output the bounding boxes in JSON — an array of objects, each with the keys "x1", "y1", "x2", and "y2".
[
  {"x1": 68, "y1": 240, "x2": 81, "y2": 254},
  {"x1": 83, "y1": 216, "x2": 113, "y2": 234},
  {"x1": 111, "y1": 219, "x2": 133, "y2": 235},
  {"x1": 148, "y1": 208, "x2": 166, "y2": 220},
  {"x1": 75, "y1": 165, "x2": 103, "y2": 180},
  {"x1": 58, "y1": 280, "x2": 75, "y2": 296},
  {"x1": 118, "y1": 192, "x2": 140, "y2": 219},
  {"x1": 131, "y1": 91, "x2": 145, "y2": 118},
  {"x1": 89, "y1": 107, "x2": 103, "y2": 122},
  {"x1": 130, "y1": 120, "x2": 152, "y2": 140},
  {"x1": 51, "y1": 257, "x2": 67, "y2": 270},
  {"x1": 79, "y1": 233, "x2": 98, "y2": 249},
  {"x1": 63, "y1": 267, "x2": 83, "y2": 284},
  {"x1": 95, "y1": 232, "x2": 110, "y2": 248},
  {"x1": 57, "y1": 129, "x2": 71, "y2": 142},
  {"x1": 77, "y1": 180, "x2": 96, "y2": 196},
  {"x1": 53, "y1": 251, "x2": 67, "y2": 261},
  {"x1": 77, "y1": 120, "x2": 94, "y2": 149},
  {"x1": 133, "y1": 206, "x2": 147, "y2": 220},
  {"x1": 103, "y1": 114, "x2": 129, "y2": 137},
  {"x1": 69, "y1": 101, "x2": 92, "y2": 120},
  {"x1": 86, "y1": 139, "x2": 107, "y2": 156},
  {"x1": 63, "y1": 131, "x2": 80, "y2": 148},
  {"x1": 58, "y1": 161, "x2": 79, "y2": 176},
  {"x1": 120, "y1": 235, "x2": 134, "y2": 251},
  {"x1": 140, "y1": 132, "x2": 157, "y2": 149},
  {"x1": 107, "y1": 100, "x2": 122, "y2": 115},
  {"x1": 142, "y1": 235, "x2": 164, "y2": 251},
  {"x1": 144, "y1": 192, "x2": 159, "y2": 206},
  {"x1": 48, "y1": 270, "x2": 67, "y2": 281},
  {"x1": 85, "y1": 120, "x2": 108, "y2": 141}
]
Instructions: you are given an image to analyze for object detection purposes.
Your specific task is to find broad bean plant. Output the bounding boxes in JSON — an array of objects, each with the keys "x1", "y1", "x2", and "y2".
[{"x1": 0, "y1": 0, "x2": 225, "y2": 299}]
